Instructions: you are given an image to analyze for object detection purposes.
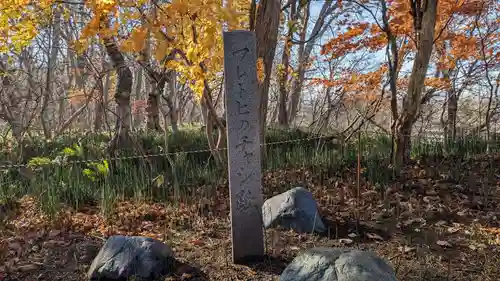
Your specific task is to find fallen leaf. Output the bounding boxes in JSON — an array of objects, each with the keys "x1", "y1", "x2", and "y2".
[
  {"x1": 366, "y1": 233, "x2": 384, "y2": 241},
  {"x1": 17, "y1": 264, "x2": 39, "y2": 272},
  {"x1": 399, "y1": 211, "x2": 412, "y2": 219},
  {"x1": 8, "y1": 242, "x2": 21, "y2": 251},
  {"x1": 398, "y1": 245, "x2": 416, "y2": 253},
  {"x1": 43, "y1": 240, "x2": 69, "y2": 248},
  {"x1": 426, "y1": 190, "x2": 438, "y2": 196},
  {"x1": 436, "y1": 240, "x2": 452, "y2": 247},
  {"x1": 435, "y1": 220, "x2": 447, "y2": 226},
  {"x1": 447, "y1": 227, "x2": 459, "y2": 234},
  {"x1": 477, "y1": 243, "x2": 487, "y2": 249},
  {"x1": 190, "y1": 239, "x2": 205, "y2": 246},
  {"x1": 290, "y1": 246, "x2": 300, "y2": 251},
  {"x1": 339, "y1": 238, "x2": 353, "y2": 244},
  {"x1": 361, "y1": 190, "x2": 377, "y2": 197},
  {"x1": 348, "y1": 233, "x2": 357, "y2": 238},
  {"x1": 48, "y1": 230, "x2": 61, "y2": 237}
]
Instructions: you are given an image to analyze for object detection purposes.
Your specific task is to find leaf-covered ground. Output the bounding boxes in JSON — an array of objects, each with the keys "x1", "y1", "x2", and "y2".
[{"x1": 1, "y1": 155, "x2": 500, "y2": 281}]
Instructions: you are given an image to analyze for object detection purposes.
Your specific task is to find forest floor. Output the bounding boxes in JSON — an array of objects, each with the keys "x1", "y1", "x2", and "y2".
[{"x1": 1, "y1": 155, "x2": 500, "y2": 281}]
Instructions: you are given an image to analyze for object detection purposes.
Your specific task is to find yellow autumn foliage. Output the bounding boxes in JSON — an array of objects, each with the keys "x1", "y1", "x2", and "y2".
[
  {"x1": 0, "y1": 0, "x2": 53, "y2": 53},
  {"x1": 0, "y1": 0, "x2": 251, "y2": 98}
]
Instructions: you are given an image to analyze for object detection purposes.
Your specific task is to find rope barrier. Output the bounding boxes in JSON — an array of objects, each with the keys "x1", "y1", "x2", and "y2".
[
  {"x1": 0, "y1": 130, "x2": 496, "y2": 170},
  {"x1": 0, "y1": 134, "x2": 338, "y2": 170}
]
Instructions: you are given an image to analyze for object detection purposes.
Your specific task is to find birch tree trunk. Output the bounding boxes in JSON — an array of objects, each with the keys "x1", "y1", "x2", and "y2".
[
  {"x1": 102, "y1": 31, "x2": 133, "y2": 152},
  {"x1": 393, "y1": 0, "x2": 439, "y2": 167}
]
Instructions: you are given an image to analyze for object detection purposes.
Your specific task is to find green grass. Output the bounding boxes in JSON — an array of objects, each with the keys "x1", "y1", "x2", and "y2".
[{"x1": 0, "y1": 128, "x2": 499, "y2": 216}]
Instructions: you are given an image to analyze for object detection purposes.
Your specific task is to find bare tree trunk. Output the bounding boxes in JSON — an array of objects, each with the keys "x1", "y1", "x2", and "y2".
[
  {"x1": 476, "y1": 15, "x2": 500, "y2": 153},
  {"x1": 446, "y1": 84, "x2": 458, "y2": 140},
  {"x1": 176, "y1": 85, "x2": 189, "y2": 126},
  {"x1": 146, "y1": 78, "x2": 164, "y2": 132},
  {"x1": 0, "y1": 59, "x2": 35, "y2": 179},
  {"x1": 189, "y1": 100, "x2": 198, "y2": 124},
  {"x1": 94, "y1": 60, "x2": 110, "y2": 132},
  {"x1": 201, "y1": 91, "x2": 225, "y2": 166},
  {"x1": 137, "y1": 21, "x2": 163, "y2": 133},
  {"x1": 60, "y1": 5, "x2": 87, "y2": 119},
  {"x1": 164, "y1": 71, "x2": 179, "y2": 134},
  {"x1": 55, "y1": 81, "x2": 99, "y2": 137},
  {"x1": 277, "y1": 1, "x2": 297, "y2": 128},
  {"x1": 270, "y1": 91, "x2": 279, "y2": 124},
  {"x1": 102, "y1": 33, "x2": 133, "y2": 152},
  {"x1": 379, "y1": 0, "x2": 402, "y2": 164},
  {"x1": 133, "y1": 66, "x2": 144, "y2": 130},
  {"x1": 393, "y1": 0, "x2": 438, "y2": 167},
  {"x1": 254, "y1": 0, "x2": 280, "y2": 155},
  {"x1": 288, "y1": 0, "x2": 337, "y2": 125},
  {"x1": 41, "y1": 7, "x2": 62, "y2": 139}
]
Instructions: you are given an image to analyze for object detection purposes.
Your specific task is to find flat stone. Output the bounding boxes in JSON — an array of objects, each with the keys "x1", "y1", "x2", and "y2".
[
  {"x1": 262, "y1": 187, "x2": 326, "y2": 233},
  {"x1": 87, "y1": 235, "x2": 174, "y2": 280},
  {"x1": 280, "y1": 247, "x2": 397, "y2": 281}
]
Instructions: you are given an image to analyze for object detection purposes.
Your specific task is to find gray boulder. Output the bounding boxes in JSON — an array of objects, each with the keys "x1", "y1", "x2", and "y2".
[
  {"x1": 280, "y1": 247, "x2": 397, "y2": 281},
  {"x1": 87, "y1": 235, "x2": 175, "y2": 280},
  {"x1": 262, "y1": 187, "x2": 326, "y2": 233}
]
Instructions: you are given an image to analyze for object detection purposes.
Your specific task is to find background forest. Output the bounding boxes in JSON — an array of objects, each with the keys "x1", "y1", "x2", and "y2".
[{"x1": 0, "y1": 0, "x2": 499, "y2": 280}]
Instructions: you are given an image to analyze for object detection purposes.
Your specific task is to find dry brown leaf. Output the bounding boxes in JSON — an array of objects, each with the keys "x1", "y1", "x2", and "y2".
[
  {"x1": 435, "y1": 220, "x2": 447, "y2": 226},
  {"x1": 366, "y1": 233, "x2": 383, "y2": 241},
  {"x1": 190, "y1": 239, "x2": 205, "y2": 246},
  {"x1": 398, "y1": 245, "x2": 416, "y2": 253},
  {"x1": 17, "y1": 264, "x2": 39, "y2": 272},
  {"x1": 339, "y1": 238, "x2": 353, "y2": 244},
  {"x1": 436, "y1": 240, "x2": 452, "y2": 247},
  {"x1": 8, "y1": 242, "x2": 21, "y2": 251},
  {"x1": 49, "y1": 230, "x2": 61, "y2": 237}
]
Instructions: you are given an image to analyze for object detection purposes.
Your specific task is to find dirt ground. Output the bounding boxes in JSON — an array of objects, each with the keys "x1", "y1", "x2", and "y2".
[{"x1": 1, "y1": 156, "x2": 500, "y2": 280}]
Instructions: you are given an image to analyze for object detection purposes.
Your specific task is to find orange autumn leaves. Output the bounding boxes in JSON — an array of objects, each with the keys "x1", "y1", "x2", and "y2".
[
  {"x1": 311, "y1": 66, "x2": 388, "y2": 103},
  {"x1": 318, "y1": 0, "x2": 497, "y2": 104},
  {"x1": 322, "y1": 0, "x2": 489, "y2": 61},
  {"x1": 321, "y1": 21, "x2": 397, "y2": 59}
]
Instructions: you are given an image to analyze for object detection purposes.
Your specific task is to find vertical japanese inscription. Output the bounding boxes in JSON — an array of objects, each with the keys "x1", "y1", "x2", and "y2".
[{"x1": 223, "y1": 31, "x2": 264, "y2": 264}]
